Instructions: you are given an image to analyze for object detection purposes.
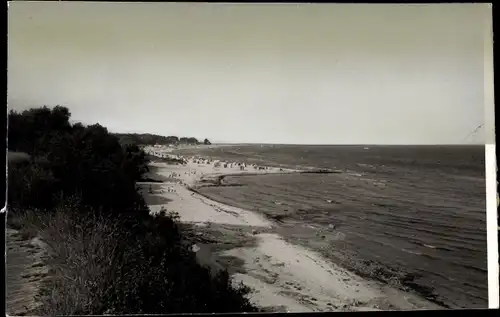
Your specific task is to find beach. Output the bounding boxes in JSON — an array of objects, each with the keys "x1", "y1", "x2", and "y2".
[
  {"x1": 175, "y1": 144, "x2": 487, "y2": 309},
  {"x1": 138, "y1": 146, "x2": 444, "y2": 312}
]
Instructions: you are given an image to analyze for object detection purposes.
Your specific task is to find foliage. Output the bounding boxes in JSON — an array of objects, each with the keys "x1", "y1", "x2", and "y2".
[
  {"x1": 114, "y1": 133, "x2": 203, "y2": 147},
  {"x1": 8, "y1": 107, "x2": 148, "y2": 215},
  {"x1": 7, "y1": 106, "x2": 257, "y2": 314},
  {"x1": 179, "y1": 137, "x2": 199, "y2": 144}
]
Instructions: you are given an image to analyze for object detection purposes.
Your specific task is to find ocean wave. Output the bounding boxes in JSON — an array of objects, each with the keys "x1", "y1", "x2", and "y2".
[{"x1": 188, "y1": 145, "x2": 487, "y2": 308}]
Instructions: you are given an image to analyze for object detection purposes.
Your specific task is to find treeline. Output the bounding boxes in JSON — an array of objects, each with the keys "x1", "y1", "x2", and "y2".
[
  {"x1": 7, "y1": 106, "x2": 255, "y2": 314},
  {"x1": 8, "y1": 106, "x2": 148, "y2": 212},
  {"x1": 114, "y1": 133, "x2": 211, "y2": 146}
]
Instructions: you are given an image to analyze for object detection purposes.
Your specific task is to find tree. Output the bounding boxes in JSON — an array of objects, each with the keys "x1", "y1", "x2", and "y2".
[
  {"x1": 7, "y1": 106, "x2": 146, "y2": 214},
  {"x1": 166, "y1": 136, "x2": 179, "y2": 144},
  {"x1": 203, "y1": 138, "x2": 211, "y2": 145},
  {"x1": 7, "y1": 105, "x2": 258, "y2": 314}
]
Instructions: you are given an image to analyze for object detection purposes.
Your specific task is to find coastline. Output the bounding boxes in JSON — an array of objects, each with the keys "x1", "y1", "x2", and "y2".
[{"x1": 138, "y1": 151, "x2": 444, "y2": 312}]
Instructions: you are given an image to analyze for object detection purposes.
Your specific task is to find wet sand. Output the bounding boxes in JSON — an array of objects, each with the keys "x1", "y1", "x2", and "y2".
[{"x1": 138, "y1": 150, "x2": 444, "y2": 312}]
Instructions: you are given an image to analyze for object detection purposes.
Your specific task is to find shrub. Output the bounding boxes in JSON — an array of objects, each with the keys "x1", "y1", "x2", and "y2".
[
  {"x1": 21, "y1": 201, "x2": 256, "y2": 315},
  {"x1": 7, "y1": 106, "x2": 258, "y2": 314}
]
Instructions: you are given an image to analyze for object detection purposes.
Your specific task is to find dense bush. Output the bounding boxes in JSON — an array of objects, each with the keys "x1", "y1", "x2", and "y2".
[
  {"x1": 8, "y1": 106, "x2": 148, "y2": 214},
  {"x1": 7, "y1": 106, "x2": 257, "y2": 314}
]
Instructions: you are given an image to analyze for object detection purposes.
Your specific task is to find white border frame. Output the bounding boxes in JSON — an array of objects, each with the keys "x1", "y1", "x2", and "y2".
[{"x1": 483, "y1": 4, "x2": 498, "y2": 309}]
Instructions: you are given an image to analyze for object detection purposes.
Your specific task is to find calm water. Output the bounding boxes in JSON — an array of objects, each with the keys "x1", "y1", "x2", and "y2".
[{"x1": 176, "y1": 145, "x2": 487, "y2": 308}]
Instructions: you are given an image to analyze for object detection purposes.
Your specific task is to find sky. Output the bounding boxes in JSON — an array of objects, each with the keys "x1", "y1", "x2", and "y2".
[{"x1": 7, "y1": 2, "x2": 493, "y2": 145}]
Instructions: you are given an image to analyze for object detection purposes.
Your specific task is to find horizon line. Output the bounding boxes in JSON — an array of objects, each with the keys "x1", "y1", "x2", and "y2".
[
  {"x1": 210, "y1": 142, "x2": 485, "y2": 146},
  {"x1": 86, "y1": 127, "x2": 485, "y2": 147}
]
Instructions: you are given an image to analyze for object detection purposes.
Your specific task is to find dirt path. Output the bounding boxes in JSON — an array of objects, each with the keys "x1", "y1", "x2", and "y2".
[{"x1": 6, "y1": 227, "x2": 49, "y2": 316}]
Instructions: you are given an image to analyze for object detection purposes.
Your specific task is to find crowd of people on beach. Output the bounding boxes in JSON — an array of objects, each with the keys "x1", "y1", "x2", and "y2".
[
  {"x1": 190, "y1": 157, "x2": 276, "y2": 172},
  {"x1": 143, "y1": 145, "x2": 277, "y2": 172}
]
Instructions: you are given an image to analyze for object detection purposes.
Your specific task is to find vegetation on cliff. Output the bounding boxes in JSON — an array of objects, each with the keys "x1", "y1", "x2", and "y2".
[{"x1": 7, "y1": 105, "x2": 255, "y2": 314}]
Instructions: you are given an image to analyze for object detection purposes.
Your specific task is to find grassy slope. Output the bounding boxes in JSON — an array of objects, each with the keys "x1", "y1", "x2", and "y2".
[{"x1": 6, "y1": 105, "x2": 259, "y2": 314}]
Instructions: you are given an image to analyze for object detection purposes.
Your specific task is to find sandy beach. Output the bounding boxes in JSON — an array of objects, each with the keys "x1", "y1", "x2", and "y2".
[{"x1": 138, "y1": 147, "x2": 443, "y2": 312}]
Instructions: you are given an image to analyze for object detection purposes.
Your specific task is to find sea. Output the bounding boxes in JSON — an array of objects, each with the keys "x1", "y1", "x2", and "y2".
[{"x1": 175, "y1": 144, "x2": 487, "y2": 309}]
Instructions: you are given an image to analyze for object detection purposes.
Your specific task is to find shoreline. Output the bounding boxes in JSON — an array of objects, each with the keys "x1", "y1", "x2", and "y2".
[
  {"x1": 191, "y1": 173, "x2": 452, "y2": 309},
  {"x1": 194, "y1": 169, "x2": 343, "y2": 188},
  {"x1": 138, "y1": 153, "x2": 444, "y2": 312}
]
